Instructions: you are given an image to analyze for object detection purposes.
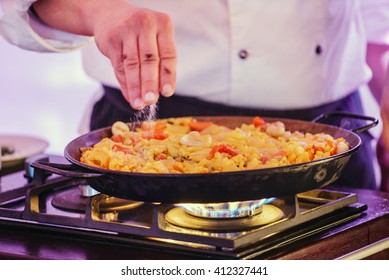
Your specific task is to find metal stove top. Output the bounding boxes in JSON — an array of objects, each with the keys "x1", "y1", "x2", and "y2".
[{"x1": 0, "y1": 155, "x2": 367, "y2": 259}]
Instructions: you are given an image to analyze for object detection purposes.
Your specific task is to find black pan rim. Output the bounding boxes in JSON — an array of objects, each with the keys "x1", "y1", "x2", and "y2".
[{"x1": 64, "y1": 115, "x2": 361, "y2": 177}]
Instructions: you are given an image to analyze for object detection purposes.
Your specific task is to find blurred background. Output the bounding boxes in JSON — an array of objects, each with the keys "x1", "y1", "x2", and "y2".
[{"x1": 0, "y1": 36, "x2": 99, "y2": 155}]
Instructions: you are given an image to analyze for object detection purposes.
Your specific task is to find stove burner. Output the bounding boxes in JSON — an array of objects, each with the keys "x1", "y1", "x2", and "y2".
[
  {"x1": 52, "y1": 186, "x2": 143, "y2": 213},
  {"x1": 0, "y1": 154, "x2": 371, "y2": 260},
  {"x1": 178, "y1": 199, "x2": 275, "y2": 219},
  {"x1": 51, "y1": 187, "x2": 89, "y2": 212},
  {"x1": 165, "y1": 204, "x2": 284, "y2": 231}
]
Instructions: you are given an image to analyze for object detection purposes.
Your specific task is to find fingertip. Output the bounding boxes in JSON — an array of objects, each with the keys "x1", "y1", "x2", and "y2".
[
  {"x1": 144, "y1": 91, "x2": 158, "y2": 105},
  {"x1": 133, "y1": 98, "x2": 145, "y2": 110},
  {"x1": 161, "y1": 83, "x2": 174, "y2": 97}
]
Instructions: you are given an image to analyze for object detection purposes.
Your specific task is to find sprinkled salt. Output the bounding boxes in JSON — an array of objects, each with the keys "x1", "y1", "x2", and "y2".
[{"x1": 130, "y1": 103, "x2": 158, "y2": 130}]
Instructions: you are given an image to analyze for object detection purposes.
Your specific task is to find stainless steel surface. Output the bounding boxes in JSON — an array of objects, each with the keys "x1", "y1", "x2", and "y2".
[
  {"x1": 336, "y1": 237, "x2": 389, "y2": 260},
  {"x1": 0, "y1": 155, "x2": 369, "y2": 259}
]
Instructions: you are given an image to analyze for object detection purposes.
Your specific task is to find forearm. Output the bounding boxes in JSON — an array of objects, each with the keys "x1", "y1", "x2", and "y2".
[
  {"x1": 34, "y1": 0, "x2": 177, "y2": 110},
  {"x1": 0, "y1": 0, "x2": 91, "y2": 52},
  {"x1": 32, "y1": 0, "x2": 132, "y2": 36}
]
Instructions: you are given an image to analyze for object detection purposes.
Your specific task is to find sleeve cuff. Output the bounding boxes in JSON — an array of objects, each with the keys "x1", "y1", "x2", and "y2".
[{"x1": 0, "y1": 0, "x2": 92, "y2": 52}]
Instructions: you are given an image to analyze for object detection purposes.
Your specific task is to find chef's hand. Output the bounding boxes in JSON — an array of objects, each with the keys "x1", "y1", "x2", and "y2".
[
  {"x1": 33, "y1": 0, "x2": 177, "y2": 110},
  {"x1": 92, "y1": 1, "x2": 177, "y2": 109}
]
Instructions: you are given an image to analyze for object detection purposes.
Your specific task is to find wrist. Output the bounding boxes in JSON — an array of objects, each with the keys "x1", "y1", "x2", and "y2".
[{"x1": 81, "y1": 0, "x2": 136, "y2": 36}]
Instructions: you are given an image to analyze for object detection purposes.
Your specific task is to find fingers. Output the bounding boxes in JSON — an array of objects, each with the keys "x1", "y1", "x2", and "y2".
[
  {"x1": 111, "y1": 35, "x2": 140, "y2": 107},
  {"x1": 138, "y1": 28, "x2": 160, "y2": 106},
  {"x1": 119, "y1": 10, "x2": 176, "y2": 109},
  {"x1": 92, "y1": 6, "x2": 176, "y2": 110},
  {"x1": 121, "y1": 34, "x2": 143, "y2": 109},
  {"x1": 157, "y1": 14, "x2": 177, "y2": 97}
]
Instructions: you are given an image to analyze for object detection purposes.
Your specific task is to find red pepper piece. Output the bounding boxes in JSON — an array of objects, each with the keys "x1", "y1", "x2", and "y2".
[
  {"x1": 189, "y1": 121, "x2": 214, "y2": 131},
  {"x1": 209, "y1": 144, "x2": 241, "y2": 159},
  {"x1": 112, "y1": 144, "x2": 132, "y2": 154},
  {"x1": 252, "y1": 116, "x2": 266, "y2": 128},
  {"x1": 111, "y1": 134, "x2": 123, "y2": 143},
  {"x1": 142, "y1": 121, "x2": 168, "y2": 140}
]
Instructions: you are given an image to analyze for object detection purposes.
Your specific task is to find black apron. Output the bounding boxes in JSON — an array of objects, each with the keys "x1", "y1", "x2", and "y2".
[{"x1": 90, "y1": 85, "x2": 377, "y2": 190}]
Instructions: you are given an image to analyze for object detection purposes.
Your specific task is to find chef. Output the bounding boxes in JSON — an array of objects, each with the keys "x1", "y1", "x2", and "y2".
[{"x1": 1, "y1": 0, "x2": 388, "y2": 190}]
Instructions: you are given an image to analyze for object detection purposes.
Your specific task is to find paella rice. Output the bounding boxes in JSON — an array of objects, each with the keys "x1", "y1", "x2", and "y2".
[{"x1": 80, "y1": 117, "x2": 350, "y2": 174}]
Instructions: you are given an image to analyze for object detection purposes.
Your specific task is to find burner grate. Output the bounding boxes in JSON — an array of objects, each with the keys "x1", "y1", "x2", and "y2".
[
  {"x1": 0, "y1": 164, "x2": 367, "y2": 259},
  {"x1": 165, "y1": 204, "x2": 284, "y2": 231},
  {"x1": 0, "y1": 173, "x2": 364, "y2": 247}
]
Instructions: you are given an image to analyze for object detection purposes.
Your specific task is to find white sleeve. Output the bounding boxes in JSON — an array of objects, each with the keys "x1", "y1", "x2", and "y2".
[
  {"x1": 361, "y1": 0, "x2": 389, "y2": 45},
  {"x1": 0, "y1": 0, "x2": 92, "y2": 52}
]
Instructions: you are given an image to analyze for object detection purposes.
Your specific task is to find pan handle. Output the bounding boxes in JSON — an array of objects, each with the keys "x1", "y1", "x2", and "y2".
[
  {"x1": 30, "y1": 161, "x2": 104, "y2": 178},
  {"x1": 311, "y1": 111, "x2": 378, "y2": 133}
]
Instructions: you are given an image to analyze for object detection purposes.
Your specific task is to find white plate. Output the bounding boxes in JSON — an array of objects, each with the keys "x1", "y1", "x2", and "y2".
[{"x1": 0, "y1": 135, "x2": 49, "y2": 168}]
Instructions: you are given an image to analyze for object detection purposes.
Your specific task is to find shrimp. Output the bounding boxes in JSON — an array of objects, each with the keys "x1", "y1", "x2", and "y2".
[
  {"x1": 336, "y1": 141, "x2": 349, "y2": 154},
  {"x1": 266, "y1": 121, "x2": 285, "y2": 137},
  {"x1": 180, "y1": 131, "x2": 212, "y2": 147},
  {"x1": 111, "y1": 121, "x2": 130, "y2": 136}
]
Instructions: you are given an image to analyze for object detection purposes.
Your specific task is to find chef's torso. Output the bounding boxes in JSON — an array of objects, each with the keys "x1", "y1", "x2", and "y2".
[{"x1": 81, "y1": 0, "x2": 369, "y2": 109}]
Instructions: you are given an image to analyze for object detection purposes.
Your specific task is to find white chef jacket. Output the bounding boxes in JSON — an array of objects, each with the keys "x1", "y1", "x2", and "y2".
[{"x1": 1, "y1": 0, "x2": 389, "y2": 110}]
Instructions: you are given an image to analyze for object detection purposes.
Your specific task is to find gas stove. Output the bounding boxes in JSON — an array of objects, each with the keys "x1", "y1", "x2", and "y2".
[{"x1": 0, "y1": 155, "x2": 368, "y2": 259}]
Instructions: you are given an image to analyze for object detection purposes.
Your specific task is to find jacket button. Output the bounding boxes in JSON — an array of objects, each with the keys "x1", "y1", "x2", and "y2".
[
  {"x1": 238, "y1": 49, "x2": 249, "y2": 59},
  {"x1": 315, "y1": 45, "x2": 322, "y2": 55}
]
